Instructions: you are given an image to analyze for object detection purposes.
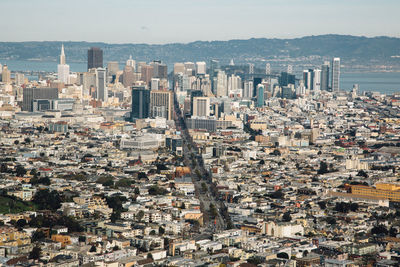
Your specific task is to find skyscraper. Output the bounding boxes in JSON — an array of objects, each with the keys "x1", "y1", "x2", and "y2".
[
  {"x1": 256, "y1": 84, "x2": 265, "y2": 108},
  {"x1": 321, "y1": 61, "x2": 330, "y2": 91},
  {"x1": 150, "y1": 90, "x2": 173, "y2": 120},
  {"x1": 196, "y1": 62, "x2": 206, "y2": 75},
  {"x1": 131, "y1": 86, "x2": 150, "y2": 120},
  {"x1": 126, "y1": 55, "x2": 136, "y2": 70},
  {"x1": 192, "y1": 97, "x2": 210, "y2": 117},
  {"x1": 141, "y1": 65, "x2": 154, "y2": 87},
  {"x1": 1, "y1": 65, "x2": 11, "y2": 83},
  {"x1": 303, "y1": 69, "x2": 314, "y2": 90},
  {"x1": 243, "y1": 81, "x2": 253, "y2": 99},
  {"x1": 215, "y1": 70, "x2": 227, "y2": 97},
  {"x1": 87, "y1": 47, "x2": 103, "y2": 70},
  {"x1": 95, "y1": 68, "x2": 107, "y2": 102},
  {"x1": 57, "y1": 44, "x2": 70, "y2": 84},
  {"x1": 331, "y1": 57, "x2": 340, "y2": 92},
  {"x1": 313, "y1": 69, "x2": 321, "y2": 92},
  {"x1": 278, "y1": 72, "x2": 295, "y2": 87}
]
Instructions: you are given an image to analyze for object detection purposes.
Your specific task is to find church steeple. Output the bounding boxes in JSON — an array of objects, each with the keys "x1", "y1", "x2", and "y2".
[{"x1": 60, "y1": 44, "x2": 66, "y2": 65}]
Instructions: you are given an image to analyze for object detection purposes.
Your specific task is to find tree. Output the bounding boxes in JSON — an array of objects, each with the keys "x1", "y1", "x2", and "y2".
[
  {"x1": 371, "y1": 224, "x2": 388, "y2": 236},
  {"x1": 277, "y1": 252, "x2": 289, "y2": 259},
  {"x1": 147, "y1": 253, "x2": 153, "y2": 260},
  {"x1": 282, "y1": 212, "x2": 292, "y2": 222},
  {"x1": 89, "y1": 245, "x2": 97, "y2": 252},
  {"x1": 29, "y1": 246, "x2": 41, "y2": 260},
  {"x1": 318, "y1": 161, "x2": 328, "y2": 174},
  {"x1": 269, "y1": 190, "x2": 284, "y2": 199},
  {"x1": 110, "y1": 211, "x2": 121, "y2": 223},
  {"x1": 31, "y1": 230, "x2": 46, "y2": 242},
  {"x1": 16, "y1": 219, "x2": 27, "y2": 228},
  {"x1": 270, "y1": 149, "x2": 281, "y2": 156},
  {"x1": 159, "y1": 226, "x2": 165, "y2": 235},
  {"x1": 14, "y1": 140, "x2": 19, "y2": 145},
  {"x1": 15, "y1": 165, "x2": 27, "y2": 177},
  {"x1": 201, "y1": 182, "x2": 208, "y2": 193},
  {"x1": 96, "y1": 175, "x2": 114, "y2": 187},
  {"x1": 115, "y1": 178, "x2": 132, "y2": 188},
  {"x1": 136, "y1": 210, "x2": 144, "y2": 222},
  {"x1": 209, "y1": 203, "x2": 218, "y2": 218},
  {"x1": 389, "y1": 227, "x2": 398, "y2": 237},
  {"x1": 357, "y1": 170, "x2": 368, "y2": 178},
  {"x1": 0, "y1": 164, "x2": 8, "y2": 173},
  {"x1": 318, "y1": 201, "x2": 327, "y2": 210},
  {"x1": 30, "y1": 169, "x2": 37, "y2": 176},
  {"x1": 148, "y1": 185, "x2": 168, "y2": 195},
  {"x1": 32, "y1": 189, "x2": 62, "y2": 211},
  {"x1": 134, "y1": 187, "x2": 140, "y2": 195},
  {"x1": 326, "y1": 217, "x2": 336, "y2": 225}
]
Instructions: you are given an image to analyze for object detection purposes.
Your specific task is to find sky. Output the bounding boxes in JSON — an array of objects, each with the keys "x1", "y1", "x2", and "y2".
[{"x1": 2, "y1": 0, "x2": 400, "y2": 44}]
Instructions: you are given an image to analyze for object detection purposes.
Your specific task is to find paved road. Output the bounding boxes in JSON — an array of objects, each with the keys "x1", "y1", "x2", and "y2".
[{"x1": 173, "y1": 100, "x2": 226, "y2": 233}]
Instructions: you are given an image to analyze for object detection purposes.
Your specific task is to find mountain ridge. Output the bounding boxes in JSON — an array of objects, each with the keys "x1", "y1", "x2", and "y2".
[{"x1": 1, "y1": 35, "x2": 399, "y2": 68}]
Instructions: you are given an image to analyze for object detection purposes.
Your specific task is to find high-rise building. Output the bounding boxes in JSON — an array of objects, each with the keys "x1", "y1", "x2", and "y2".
[
  {"x1": 131, "y1": 86, "x2": 150, "y2": 120},
  {"x1": 303, "y1": 69, "x2": 313, "y2": 90},
  {"x1": 122, "y1": 66, "x2": 135, "y2": 88},
  {"x1": 228, "y1": 74, "x2": 242, "y2": 91},
  {"x1": 95, "y1": 68, "x2": 107, "y2": 102},
  {"x1": 141, "y1": 65, "x2": 154, "y2": 87},
  {"x1": 279, "y1": 72, "x2": 295, "y2": 87},
  {"x1": 87, "y1": 47, "x2": 103, "y2": 70},
  {"x1": 256, "y1": 84, "x2": 265, "y2": 108},
  {"x1": 321, "y1": 61, "x2": 330, "y2": 91},
  {"x1": 243, "y1": 81, "x2": 253, "y2": 99},
  {"x1": 151, "y1": 78, "x2": 160, "y2": 91},
  {"x1": 313, "y1": 69, "x2": 321, "y2": 92},
  {"x1": 150, "y1": 90, "x2": 173, "y2": 120},
  {"x1": 15, "y1": 73, "x2": 25, "y2": 85},
  {"x1": 22, "y1": 87, "x2": 59, "y2": 111},
  {"x1": 265, "y1": 63, "x2": 271, "y2": 75},
  {"x1": 126, "y1": 55, "x2": 136, "y2": 70},
  {"x1": 58, "y1": 45, "x2": 70, "y2": 84},
  {"x1": 209, "y1": 60, "x2": 219, "y2": 76},
  {"x1": 151, "y1": 61, "x2": 167, "y2": 79},
  {"x1": 331, "y1": 57, "x2": 340, "y2": 92},
  {"x1": 253, "y1": 77, "x2": 262, "y2": 97},
  {"x1": 196, "y1": 62, "x2": 206, "y2": 75},
  {"x1": 107, "y1": 62, "x2": 119, "y2": 76},
  {"x1": 1, "y1": 65, "x2": 11, "y2": 83},
  {"x1": 215, "y1": 70, "x2": 227, "y2": 97},
  {"x1": 174, "y1": 63, "x2": 185, "y2": 75},
  {"x1": 192, "y1": 97, "x2": 210, "y2": 117}
]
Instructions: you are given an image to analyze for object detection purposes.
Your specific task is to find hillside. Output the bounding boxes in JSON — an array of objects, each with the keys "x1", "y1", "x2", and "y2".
[{"x1": 0, "y1": 35, "x2": 399, "y2": 68}]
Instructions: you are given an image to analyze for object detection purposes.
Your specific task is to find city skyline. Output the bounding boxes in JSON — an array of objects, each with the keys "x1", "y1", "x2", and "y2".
[{"x1": 2, "y1": 0, "x2": 400, "y2": 44}]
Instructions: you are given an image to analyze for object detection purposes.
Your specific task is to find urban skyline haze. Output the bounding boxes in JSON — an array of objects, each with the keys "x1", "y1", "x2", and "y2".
[{"x1": 2, "y1": 0, "x2": 400, "y2": 44}]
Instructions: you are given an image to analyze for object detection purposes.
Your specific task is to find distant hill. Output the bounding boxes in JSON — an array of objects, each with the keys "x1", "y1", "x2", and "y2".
[{"x1": 0, "y1": 35, "x2": 399, "y2": 69}]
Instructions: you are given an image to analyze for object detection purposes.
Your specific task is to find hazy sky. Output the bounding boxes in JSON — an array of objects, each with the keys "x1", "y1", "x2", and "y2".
[{"x1": 2, "y1": 0, "x2": 400, "y2": 44}]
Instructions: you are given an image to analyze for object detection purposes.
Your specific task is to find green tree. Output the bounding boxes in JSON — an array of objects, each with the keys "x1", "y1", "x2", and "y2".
[
  {"x1": 277, "y1": 252, "x2": 289, "y2": 259},
  {"x1": 15, "y1": 165, "x2": 27, "y2": 177},
  {"x1": 136, "y1": 210, "x2": 144, "y2": 222},
  {"x1": 159, "y1": 226, "x2": 165, "y2": 235},
  {"x1": 318, "y1": 161, "x2": 328, "y2": 174},
  {"x1": 29, "y1": 246, "x2": 41, "y2": 260},
  {"x1": 282, "y1": 212, "x2": 292, "y2": 222},
  {"x1": 32, "y1": 189, "x2": 61, "y2": 211}
]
